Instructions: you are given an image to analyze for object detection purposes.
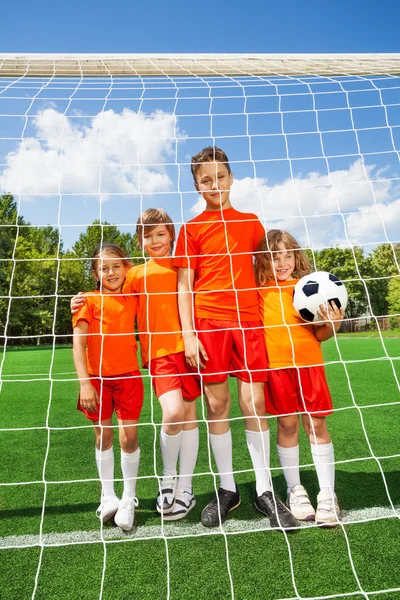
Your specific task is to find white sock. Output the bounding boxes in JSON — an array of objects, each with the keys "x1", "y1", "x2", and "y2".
[
  {"x1": 95, "y1": 447, "x2": 115, "y2": 498},
  {"x1": 277, "y1": 444, "x2": 301, "y2": 495},
  {"x1": 177, "y1": 427, "x2": 199, "y2": 494},
  {"x1": 311, "y1": 442, "x2": 335, "y2": 494},
  {"x1": 209, "y1": 430, "x2": 236, "y2": 493},
  {"x1": 121, "y1": 447, "x2": 140, "y2": 499},
  {"x1": 160, "y1": 429, "x2": 181, "y2": 477},
  {"x1": 246, "y1": 429, "x2": 272, "y2": 496}
]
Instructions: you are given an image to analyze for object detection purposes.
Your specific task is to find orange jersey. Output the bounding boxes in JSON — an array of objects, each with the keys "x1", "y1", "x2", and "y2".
[
  {"x1": 124, "y1": 258, "x2": 184, "y2": 367},
  {"x1": 174, "y1": 207, "x2": 265, "y2": 321},
  {"x1": 72, "y1": 291, "x2": 139, "y2": 376},
  {"x1": 258, "y1": 279, "x2": 323, "y2": 369}
]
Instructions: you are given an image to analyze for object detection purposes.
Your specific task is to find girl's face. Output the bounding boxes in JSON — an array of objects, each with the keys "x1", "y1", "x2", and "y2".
[
  {"x1": 93, "y1": 252, "x2": 128, "y2": 293},
  {"x1": 272, "y1": 243, "x2": 296, "y2": 281},
  {"x1": 142, "y1": 225, "x2": 172, "y2": 258}
]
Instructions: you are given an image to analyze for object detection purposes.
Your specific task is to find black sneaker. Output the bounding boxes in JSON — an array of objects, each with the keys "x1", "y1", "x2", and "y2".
[
  {"x1": 201, "y1": 486, "x2": 241, "y2": 528},
  {"x1": 255, "y1": 490, "x2": 297, "y2": 531}
]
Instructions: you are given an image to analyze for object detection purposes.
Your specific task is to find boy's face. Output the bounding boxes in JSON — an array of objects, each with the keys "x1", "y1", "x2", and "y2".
[
  {"x1": 195, "y1": 161, "x2": 233, "y2": 211},
  {"x1": 142, "y1": 225, "x2": 172, "y2": 258}
]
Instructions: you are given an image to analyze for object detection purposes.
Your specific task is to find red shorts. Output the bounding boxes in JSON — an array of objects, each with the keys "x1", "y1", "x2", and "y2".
[
  {"x1": 78, "y1": 371, "x2": 144, "y2": 422},
  {"x1": 148, "y1": 352, "x2": 200, "y2": 401},
  {"x1": 194, "y1": 318, "x2": 268, "y2": 384},
  {"x1": 264, "y1": 366, "x2": 333, "y2": 418}
]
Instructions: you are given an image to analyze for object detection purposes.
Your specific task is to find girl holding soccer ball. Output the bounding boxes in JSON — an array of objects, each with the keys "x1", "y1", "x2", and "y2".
[{"x1": 255, "y1": 230, "x2": 344, "y2": 527}]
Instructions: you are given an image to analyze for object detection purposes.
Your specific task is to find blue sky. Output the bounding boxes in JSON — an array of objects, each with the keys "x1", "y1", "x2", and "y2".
[
  {"x1": 0, "y1": 0, "x2": 399, "y2": 254},
  {"x1": 1, "y1": 0, "x2": 400, "y2": 54}
]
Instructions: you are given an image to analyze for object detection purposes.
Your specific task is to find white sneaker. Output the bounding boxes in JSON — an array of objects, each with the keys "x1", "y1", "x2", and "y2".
[
  {"x1": 162, "y1": 490, "x2": 196, "y2": 521},
  {"x1": 114, "y1": 497, "x2": 139, "y2": 531},
  {"x1": 156, "y1": 476, "x2": 177, "y2": 515},
  {"x1": 316, "y1": 490, "x2": 341, "y2": 527},
  {"x1": 286, "y1": 485, "x2": 315, "y2": 521},
  {"x1": 96, "y1": 495, "x2": 120, "y2": 524}
]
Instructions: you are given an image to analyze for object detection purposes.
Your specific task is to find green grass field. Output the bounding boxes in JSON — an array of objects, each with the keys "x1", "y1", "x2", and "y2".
[{"x1": 0, "y1": 338, "x2": 399, "y2": 600}]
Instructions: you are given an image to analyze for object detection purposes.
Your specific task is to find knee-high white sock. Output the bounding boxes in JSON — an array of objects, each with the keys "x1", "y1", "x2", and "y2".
[
  {"x1": 177, "y1": 427, "x2": 199, "y2": 494},
  {"x1": 246, "y1": 429, "x2": 272, "y2": 496},
  {"x1": 121, "y1": 447, "x2": 140, "y2": 499},
  {"x1": 209, "y1": 430, "x2": 236, "y2": 493},
  {"x1": 160, "y1": 429, "x2": 181, "y2": 477},
  {"x1": 95, "y1": 447, "x2": 115, "y2": 498},
  {"x1": 277, "y1": 444, "x2": 301, "y2": 495},
  {"x1": 311, "y1": 442, "x2": 335, "y2": 493}
]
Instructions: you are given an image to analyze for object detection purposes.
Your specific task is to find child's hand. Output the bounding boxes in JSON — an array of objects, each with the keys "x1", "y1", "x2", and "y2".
[
  {"x1": 71, "y1": 292, "x2": 86, "y2": 314},
  {"x1": 79, "y1": 383, "x2": 99, "y2": 413},
  {"x1": 184, "y1": 333, "x2": 209, "y2": 369},
  {"x1": 317, "y1": 301, "x2": 344, "y2": 332}
]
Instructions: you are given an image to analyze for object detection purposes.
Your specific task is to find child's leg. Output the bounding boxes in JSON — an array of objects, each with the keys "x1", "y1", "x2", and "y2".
[
  {"x1": 276, "y1": 415, "x2": 301, "y2": 494},
  {"x1": 118, "y1": 419, "x2": 140, "y2": 499},
  {"x1": 158, "y1": 388, "x2": 185, "y2": 476},
  {"x1": 302, "y1": 414, "x2": 334, "y2": 493},
  {"x1": 239, "y1": 380, "x2": 272, "y2": 496},
  {"x1": 93, "y1": 417, "x2": 116, "y2": 498},
  {"x1": 177, "y1": 399, "x2": 199, "y2": 494},
  {"x1": 204, "y1": 380, "x2": 236, "y2": 493}
]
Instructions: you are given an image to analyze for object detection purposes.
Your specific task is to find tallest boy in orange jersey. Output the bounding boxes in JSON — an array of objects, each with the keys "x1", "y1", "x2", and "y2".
[{"x1": 174, "y1": 147, "x2": 296, "y2": 530}]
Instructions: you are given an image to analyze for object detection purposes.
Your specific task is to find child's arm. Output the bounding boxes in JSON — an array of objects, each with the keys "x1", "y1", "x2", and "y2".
[
  {"x1": 177, "y1": 267, "x2": 208, "y2": 369},
  {"x1": 313, "y1": 301, "x2": 344, "y2": 342},
  {"x1": 73, "y1": 321, "x2": 99, "y2": 412}
]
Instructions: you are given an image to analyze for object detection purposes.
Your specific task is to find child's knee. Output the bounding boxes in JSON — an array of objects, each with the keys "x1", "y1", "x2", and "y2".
[
  {"x1": 278, "y1": 417, "x2": 299, "y2": 438},
  {"x1": 95, "y1": 428, "x2": 114, "y2": 450},
  {"x1": 120, "y1": 431, "x2": 138, "y2": 453}
]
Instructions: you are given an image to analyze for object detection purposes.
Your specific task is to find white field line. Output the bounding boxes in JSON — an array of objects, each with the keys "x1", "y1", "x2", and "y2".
[{"x1": 0, "y1": 504, "x2": 399, "y2": 550}]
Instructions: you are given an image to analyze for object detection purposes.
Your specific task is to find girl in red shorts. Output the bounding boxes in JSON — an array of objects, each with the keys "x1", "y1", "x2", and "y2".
[
  {"x1": 255, "y1": 230, "x2": 344, "y2": 527},
  {"x1": 73, "y1": 243, "x2": 143, "y2": 532}
]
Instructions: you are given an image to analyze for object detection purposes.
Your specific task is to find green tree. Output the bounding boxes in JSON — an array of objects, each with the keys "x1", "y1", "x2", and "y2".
[
  {"x1": 364, "y1": 243, "x2": 400, "y2": 318},
  {"x1": 387, "y1": 277, "x2": 400, "y2": 314}
]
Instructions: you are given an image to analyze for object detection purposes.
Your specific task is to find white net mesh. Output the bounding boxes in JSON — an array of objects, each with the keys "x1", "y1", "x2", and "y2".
[{"x1": 0, "y1": 55, "x2": 399, "y2": 600}]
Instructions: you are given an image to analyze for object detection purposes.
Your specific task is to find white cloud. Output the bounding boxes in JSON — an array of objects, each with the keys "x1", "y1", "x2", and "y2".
[
  {"x1": 0, "y1": 108, "x2": 178, "y2": 197},
  {"x1": 191, "y1": 159, "x2": 400, "y2": 248}
]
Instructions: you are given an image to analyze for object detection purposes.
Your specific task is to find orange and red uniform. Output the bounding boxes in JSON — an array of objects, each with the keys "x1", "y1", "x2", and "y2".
[
  {"x1": 124, "y1": 258, "x2": 200, "y2": 400},
  {"x1": 258, "y1": 279, "x2": 332, "y2": 416},
  {"x1": 73, "y1": 291, "x2": 143, "y2": 421},
  {"x1": 174, "y1": 207, "x2": 268, "y2": 383}
]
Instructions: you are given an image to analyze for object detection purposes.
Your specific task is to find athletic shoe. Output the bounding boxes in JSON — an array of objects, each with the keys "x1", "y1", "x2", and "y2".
[
  {"x1": 255, "y1": 490, "x2": 297, "y2": 531},
  {"x1": 316, "y1": 490, "x2": 341, "y2": 527},
  {"x1": 286, "y1": 485, "x2": 315, "y2": 521},
  {"x1": 114, "y1": 497, "x2": 139, "y2": 531},
  {"x1": 201, "y1": 485, "x2": 241, "y2": 528},
  {"x1": 162, "y1": 490, "x2": 196, "y2": 521},
  {"x1": 156, "y1": 476, "x2": 177, "y2": 515},
  {"x1": 96, "y1": 495, "x2": 120, "y2": 524}
]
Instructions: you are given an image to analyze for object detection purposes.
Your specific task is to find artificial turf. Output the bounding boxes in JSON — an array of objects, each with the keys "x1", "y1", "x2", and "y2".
[{"x1": 0, "y1": 338, "x2": 399, "y2": 599}]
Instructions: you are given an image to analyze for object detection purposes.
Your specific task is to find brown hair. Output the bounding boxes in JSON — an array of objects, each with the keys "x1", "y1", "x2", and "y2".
[
  {"x1": 136, "y1": 208, "x2": 175, "y2": 253},
  {"x1": 91, "y1": 243, "x2": 130, "y2": 289},
  {"x1": 191, "y1": 146, "x2": 232, "y2": 182},
  {"x1": 255, "y1": 229, "x2": 312, "y2": 287}
]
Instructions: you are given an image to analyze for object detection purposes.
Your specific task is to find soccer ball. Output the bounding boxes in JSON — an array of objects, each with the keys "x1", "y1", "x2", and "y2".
[{"x1": 293, "y1": 271, "x2": 348, "y2": 323}]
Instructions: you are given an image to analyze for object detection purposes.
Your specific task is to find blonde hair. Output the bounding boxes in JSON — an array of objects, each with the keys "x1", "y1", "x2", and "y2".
[
  {"x1": 91, "y1": 243, "x2": 131, "y2": 290},
  {"x1": 255, "y1": 230, "x2": 311, "y2": 287},
  {"x1": 136, "y1": 208, "x2": 175, "y2": 253}
]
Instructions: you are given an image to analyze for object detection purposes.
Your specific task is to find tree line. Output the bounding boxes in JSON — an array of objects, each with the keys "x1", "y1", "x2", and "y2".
[{"x1": 0, "y1": 194, "x2": 399, "y2": 345}]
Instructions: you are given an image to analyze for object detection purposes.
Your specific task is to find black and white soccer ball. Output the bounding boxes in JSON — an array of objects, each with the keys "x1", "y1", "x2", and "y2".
[{"x1": 293, "y1": 271, "x2": 348, "y2": 323}]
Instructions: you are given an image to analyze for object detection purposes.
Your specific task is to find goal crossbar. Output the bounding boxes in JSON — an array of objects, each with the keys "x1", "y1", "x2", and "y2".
[{"x1": 1, "y1": 53, "x2": 400, "y2": 77}]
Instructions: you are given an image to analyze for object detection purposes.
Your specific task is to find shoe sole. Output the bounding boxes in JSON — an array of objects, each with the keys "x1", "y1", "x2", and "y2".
[
  {"x1": 201, "y1": 498, "x2": 241, "y2": 528},
  {"x1": 254, "y1": 501, "x2": 297, "y2": 532},
  {"x1": 156, "y1": 502, "x2": 175, "y2": 515},
  {"x1": 114, "y1": 517, "x2": 134, "y2": 532},
  {"x1": 316, "y1": 519, "x2": 339, "y2": 528},
  {"x1": 162, "y1": 499, "x2": 196, "y2": 522},
  {"x1": 99, "y1": 508, "x2": 119, "y2": 524}
]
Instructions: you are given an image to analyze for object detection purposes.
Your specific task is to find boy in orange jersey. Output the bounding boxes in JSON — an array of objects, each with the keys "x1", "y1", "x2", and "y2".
[
  {"x1": 126, "y1": 208, "x2": 200, "y2": 520},
  {"x1": 255, "y1": 230, "x2": 344, "y2": 527},
  {"x1": 73, "y1": 243, "x2": 143, "y2": 532},
  {"x1": 174, "y1": 146, "x2": 296, "y2": 530}
]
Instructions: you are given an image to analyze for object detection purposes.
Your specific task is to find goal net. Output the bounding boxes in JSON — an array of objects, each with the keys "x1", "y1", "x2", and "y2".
[{"x1": 0, "y1": 54, "x2": 399, "y2": 600}]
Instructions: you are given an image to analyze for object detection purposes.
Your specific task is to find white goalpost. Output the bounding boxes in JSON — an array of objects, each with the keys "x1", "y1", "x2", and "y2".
[{"x1": 0, "y1": 54, "x2": 399, "y2": 600}]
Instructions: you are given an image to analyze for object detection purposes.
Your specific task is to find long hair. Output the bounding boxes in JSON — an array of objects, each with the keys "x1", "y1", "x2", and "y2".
[
  {"x1": 136, "y1": 208, "x2": 175, "y2": 253},
  {"x1": 91, "y1": 243, "x2": 130, "y2": 290},
  {"x1": 255, "y1": 230, "x2": 311, "y2": 287}
]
